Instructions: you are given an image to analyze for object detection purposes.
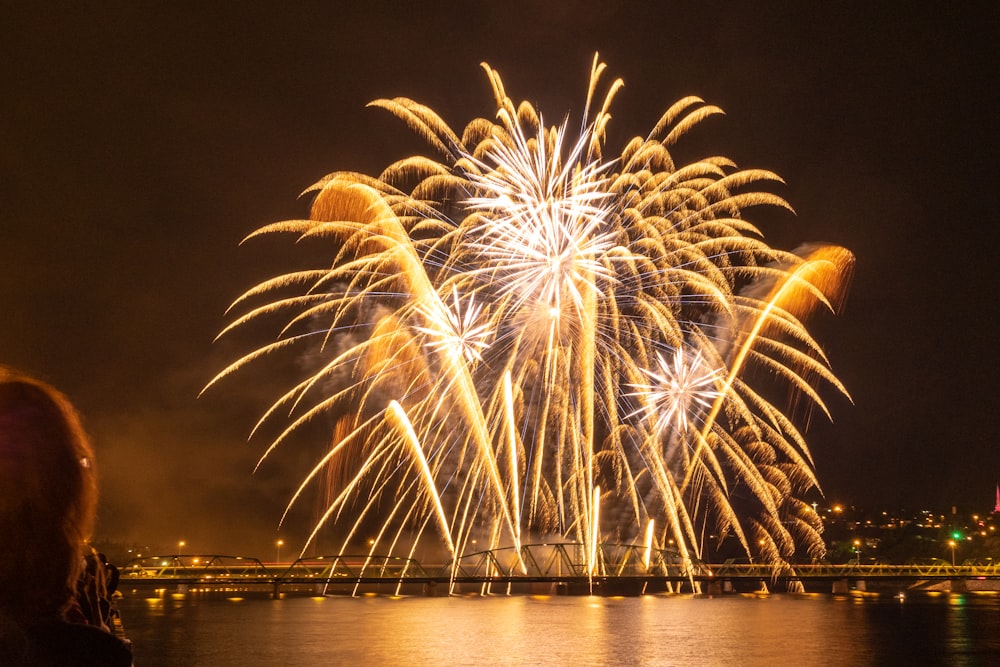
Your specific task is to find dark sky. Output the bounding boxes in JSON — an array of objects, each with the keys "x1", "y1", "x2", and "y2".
[{"x1": 2, "y1": 2, "x2": 998, "y2": 555}]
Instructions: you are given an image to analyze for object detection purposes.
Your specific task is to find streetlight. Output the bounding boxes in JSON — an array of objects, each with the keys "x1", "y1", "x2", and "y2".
[
  {"x1": 178, "y1": 540, "x2": 186, "y2": 554},
  {"x1": 276, "y1": 539, "x2": 284, "y2": 564},
  {"x1": 853, "y1": 539, "x2": 861, "y2": 563},
  {"x1": 948, "y1": 539, "x2": 956, "y2": 567}
]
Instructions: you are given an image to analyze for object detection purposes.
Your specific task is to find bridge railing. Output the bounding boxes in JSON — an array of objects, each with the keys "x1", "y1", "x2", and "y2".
[
  {"x1": 119, "y1": 551, "x2": 1000, "y2": 584},
  {"x1": 276, "y1": 555, "x2": 431, "y2": 580},
  {"x1": 444, "y1": 542, "x2": 702, "y2": 579},
  {"x1": 710, "y1": 560, "x2": 1000, "y2": 580},
  {"x1": 121, "y1": 555, "x2": 272, "y2": 581}
]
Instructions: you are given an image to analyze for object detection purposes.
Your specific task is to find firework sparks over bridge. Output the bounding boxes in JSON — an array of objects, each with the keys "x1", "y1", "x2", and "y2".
[{"x1": 208, "y1": 55, "x2": 854, "y2": 579}]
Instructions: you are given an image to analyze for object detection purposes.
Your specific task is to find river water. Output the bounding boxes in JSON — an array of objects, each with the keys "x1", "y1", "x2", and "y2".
[{"x1": 116, "y1": 590, "x2": 1000, "y2": 666}]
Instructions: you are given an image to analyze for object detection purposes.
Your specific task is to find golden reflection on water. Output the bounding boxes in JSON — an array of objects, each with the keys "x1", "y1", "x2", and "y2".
[{"x1": 116, "y1": 592, "x2": 1000, "y2": 666}]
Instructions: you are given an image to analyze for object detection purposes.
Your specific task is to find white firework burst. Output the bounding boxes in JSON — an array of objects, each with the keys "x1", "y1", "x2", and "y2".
[
  {"x1": 629, "y1": 347, "x2": 723, "y2": 437},
  {"x1": 462, "y1": 118, "x2": 618, "y2": 319},
  {"x1": 413, "y1": 286, "x2": 491, "y2": 363}
]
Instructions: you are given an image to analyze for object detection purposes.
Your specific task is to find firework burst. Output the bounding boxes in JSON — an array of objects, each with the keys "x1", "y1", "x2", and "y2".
[
  {"x1": 208, "y1": 55, "x2": 854, "y2": 578},
  {"x1": 628, "y1": 347, "x2": 722, "y2": 438}
]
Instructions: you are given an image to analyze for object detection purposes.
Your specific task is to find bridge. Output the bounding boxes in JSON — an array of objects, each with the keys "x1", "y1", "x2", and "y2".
[{"x1": 119, "y1": 543, "x2": 1000, "y2": 596}]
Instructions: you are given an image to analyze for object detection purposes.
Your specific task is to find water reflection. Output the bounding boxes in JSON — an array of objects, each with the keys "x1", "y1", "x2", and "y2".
[{"x1": 117, "y1": 592, "x2": 1000, "y2": 667}]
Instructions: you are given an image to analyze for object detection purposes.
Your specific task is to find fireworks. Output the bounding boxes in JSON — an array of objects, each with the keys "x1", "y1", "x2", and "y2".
[
  {"x1": 628, "y1": 348, "x2": 723, "y2": 438},
  {"x1": 208, "y1": 55, "x2": 854, "y2": 577}
]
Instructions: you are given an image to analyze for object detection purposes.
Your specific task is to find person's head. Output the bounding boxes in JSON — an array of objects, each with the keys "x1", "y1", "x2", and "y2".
[{"x1": 0, "y1": 369, "x2": 98, "y2": 620}]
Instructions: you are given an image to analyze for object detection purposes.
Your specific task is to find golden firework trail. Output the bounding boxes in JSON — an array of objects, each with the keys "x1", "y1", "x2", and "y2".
[{"x1": 207, "y1": 55, "x2": 854, "y2": 578}]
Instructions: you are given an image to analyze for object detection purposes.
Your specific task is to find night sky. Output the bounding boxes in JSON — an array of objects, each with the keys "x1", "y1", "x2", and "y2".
[{"x1": 3, "y1": 2, "x2": 998, "y2": 555}]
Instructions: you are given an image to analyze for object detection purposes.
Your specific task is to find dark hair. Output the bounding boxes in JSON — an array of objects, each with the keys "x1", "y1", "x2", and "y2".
[{"x1": 0, "y1": 370, "x2": 98, "y2": 621}]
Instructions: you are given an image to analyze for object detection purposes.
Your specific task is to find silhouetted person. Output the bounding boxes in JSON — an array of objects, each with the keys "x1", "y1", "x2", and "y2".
[{"x1": 0, "y1": 369, "x2": 132, "y2": 666}]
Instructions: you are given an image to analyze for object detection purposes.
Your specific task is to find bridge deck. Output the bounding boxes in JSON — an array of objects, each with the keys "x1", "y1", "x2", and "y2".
[{"x1": 119, "y1": 549, "x2": 1000, "y2": 586}]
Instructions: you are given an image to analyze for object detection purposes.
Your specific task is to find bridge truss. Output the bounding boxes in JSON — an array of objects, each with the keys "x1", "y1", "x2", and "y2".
[{"x1": 120, "y1": 544, "x2": 1000, "y2": 595}]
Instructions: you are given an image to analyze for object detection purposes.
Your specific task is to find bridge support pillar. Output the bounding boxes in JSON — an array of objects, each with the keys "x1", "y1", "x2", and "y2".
[
  {"x1": 723, "y1": 579, "x2": 734, "y2": 593},
  {"x1": 855, "y1": 579, "x2": 867, "y2": 592},
  {"x1": 528, "y1": 582, "x2": 558, "y2": 595},
  {"x1": 176, "y1": 583, "x2": 188, "y2": 595},
  {"x1": 706, "y1": 581, "x2": 722, "y2": 596},
  {"x1": 950, "y1": 579, "x2": 968, "y2": 593},
  {"x1": 832, "y1": 579, "x2": 849, "y2": 594},
  {"x1": 423, "y1": 581, "x2": 439, "y2": 597}
]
